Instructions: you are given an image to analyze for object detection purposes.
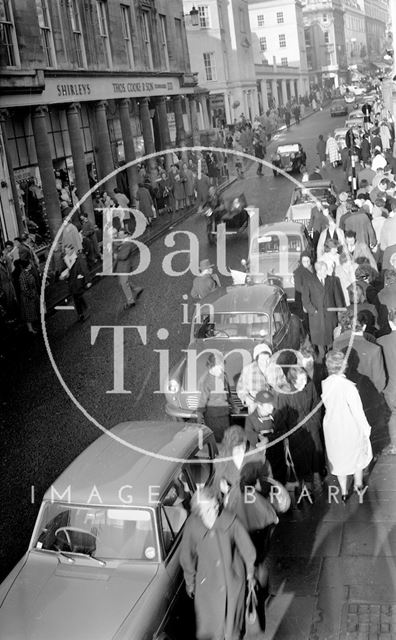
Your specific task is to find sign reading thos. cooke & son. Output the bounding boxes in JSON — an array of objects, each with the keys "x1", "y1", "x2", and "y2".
[{"x1": 0, "y1": 76, "x2": 192, "y2": 108}]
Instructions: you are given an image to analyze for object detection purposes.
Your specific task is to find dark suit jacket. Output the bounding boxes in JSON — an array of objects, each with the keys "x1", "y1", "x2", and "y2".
[
  {"x1": 334, "y1": 332, "x2": 386, "y2": 392},
  {"x1": 302, "y1": 274, "x2": 345, "y2": 346}
]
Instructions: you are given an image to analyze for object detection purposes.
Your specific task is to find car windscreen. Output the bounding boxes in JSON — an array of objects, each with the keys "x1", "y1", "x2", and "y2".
[
  {"x1": 194, "y1": 312, "x2": 270, "y2": 339},
  {"x1": 34, "y1": 502, "x2": 158, "y2": 561},
  {"x1": 277, "y1": 144, "x2": 299, "y2": 154},
  {"x1": 254, "y1": 234, "x2": 302, "y2": 253}
]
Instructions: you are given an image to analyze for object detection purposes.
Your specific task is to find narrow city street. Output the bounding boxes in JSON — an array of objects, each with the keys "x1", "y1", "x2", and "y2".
[
  {"x1": 1, "y1": 105, "x2": 395, "y2": 640},
  {"x1": 1, "y1": 106, "x2": 347, "y2": 582}
]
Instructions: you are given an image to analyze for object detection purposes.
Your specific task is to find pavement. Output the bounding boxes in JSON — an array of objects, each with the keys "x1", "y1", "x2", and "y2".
[{"x1": 261, "y1": 451, "x2": 396, "y2": 640}]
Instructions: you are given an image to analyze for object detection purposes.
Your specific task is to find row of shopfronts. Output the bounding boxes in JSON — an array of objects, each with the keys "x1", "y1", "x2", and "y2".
[{"x1": 0, "y1": 73, "x2": 212, "y2": 248}]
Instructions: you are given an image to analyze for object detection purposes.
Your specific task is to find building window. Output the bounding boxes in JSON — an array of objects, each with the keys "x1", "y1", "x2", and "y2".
[
  {"x1": 203, "y1": 51, "x2": 216, "y2": 81},
  {"x1": 277, "y1": 12, "x2": 284, "y2": 24},
  {"x1": 257, "y1": 14, "x2": 264, "y2": 27},
  {"x1": 324, "y1": 30, "x2": 329, "y2": 44},
  {"x1": 323, "y1": 13, "x2": 328, "y2": 22},
  {"x1": 0, "y1": 0, "x2": 19, "y2": 67},
  {"x1": 159, "y1": 14, "x2": 169, "y2": 70},
  {"x1": 36, "y1": 0, "x2": 56, "y2": 67},
  {"x1": 120, "y1": 4, "x2": 134, "y2": 68},
  {"x1": 305, "y1": 30, "x2": 311, "y2": 46},
  {"x1": 259, "y1": 36, "x2": 267, "y2": 51},
  {"x1": 67, "y1": 0, "x2": 86, "y2": 68},
  {"x1": 141, "y1": 11, "x2": 153, "y2": 69},
  {"x1": 279, "y1": 33, "x2": 286, "y2": 48},
  {"x1": 325, "y1": 51, "x2": 331, "y2": 65},
  {"x1": 198, "y1": 5, "x2": 210, "y2": 28},
  {"x1": 96, "y1": 0, "x2": 112, "y2": 67},
  {"x1": 281, "y1": 57, "x2": 288, "y2": 66}
]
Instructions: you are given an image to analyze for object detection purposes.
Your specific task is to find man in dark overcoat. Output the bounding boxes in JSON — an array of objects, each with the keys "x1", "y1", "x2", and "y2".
[
  {"x1": 302, "y1": 261, "x2": 345, "y2": 359},
  {"x1": 180, "y1": 489, "x2": 256, "y2": 640}
]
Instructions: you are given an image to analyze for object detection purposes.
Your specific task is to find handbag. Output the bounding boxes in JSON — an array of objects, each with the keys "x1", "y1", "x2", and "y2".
[
  {"x1": 246, "y1": 582, "x2": 258, "y2": 626},
  {"x1": 267, "y1": 478, "x2": 291, "y2": 514}
]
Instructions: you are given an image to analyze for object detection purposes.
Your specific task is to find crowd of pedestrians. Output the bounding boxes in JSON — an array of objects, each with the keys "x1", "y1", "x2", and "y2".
[{"x1": 178, "y1": 88, "x2": 396, "y2": 640}]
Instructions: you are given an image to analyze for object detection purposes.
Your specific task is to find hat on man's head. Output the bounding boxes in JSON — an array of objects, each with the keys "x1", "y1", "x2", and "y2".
[
  {"x1": 199, "y1": 258, "x2": 214, "y2": 271},
  {"x1": 339, "y1": 192, "x2": 348, "y2": 202},
  {"x1": 253, "y1": 343, "x2": 272, "y2": 360},
  {"x1": 255, "y1": 389, "x2": 275, "y2": 405}
]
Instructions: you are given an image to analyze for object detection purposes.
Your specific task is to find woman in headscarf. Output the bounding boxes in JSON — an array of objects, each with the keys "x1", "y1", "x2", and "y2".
[
  {"x1": 180, "y1": 486, "x2": 256, "y2": 640},
  {"x1": 321, "y1": 350, "x2": 373, "y2": 502}
]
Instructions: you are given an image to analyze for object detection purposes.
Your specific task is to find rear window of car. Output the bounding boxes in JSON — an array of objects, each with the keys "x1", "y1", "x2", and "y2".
[
  {"x1": 194, "y1": 312, "x2": 270, "y2": 339},
  {"x1": 277, "y1": 144, "x2": 299, "y2": 154},
  {"x1": 256, "y1": 234, "x2": 302, "y2": 253}
]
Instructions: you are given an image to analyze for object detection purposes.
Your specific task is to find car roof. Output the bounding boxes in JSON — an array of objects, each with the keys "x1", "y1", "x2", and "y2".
[
  {"x1": 334, "y1": 128, "x2": 348, "y2": 135},
  {"x1": 254, "y1": 220, "x2": 306, "y2": 235},
  {"x1": 277, "y1": 142, "x2": 301, "y2": 148},
  {"x1": 294, "y1": 180, "x2": 332, "y2": 189},
  {"x1": 44, "y1": 422, "x2": 213, "y2": 506},
  {"x1": 200, "y1": 283, "x2": 280, "y2": 313}
]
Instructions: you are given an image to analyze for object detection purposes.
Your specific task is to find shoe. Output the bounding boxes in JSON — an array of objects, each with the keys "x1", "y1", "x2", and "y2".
[
  {"x1": 123, "y1": 301, "x2": 136, "y2": 310},
  {"x1": 85, "y1": 283, "x2": 92, "y2": 289}
]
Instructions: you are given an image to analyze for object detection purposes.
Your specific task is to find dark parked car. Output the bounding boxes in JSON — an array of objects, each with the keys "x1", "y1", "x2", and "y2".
[
  {"x1": 165, "y1": 284, "x2": 302, "y2": 421},
  {"x1": 271, "y1": 142, "x2": 306, "y2": 176},
  {"x1": 330, "y1": 99, "x2": 348, "y2": 117}
]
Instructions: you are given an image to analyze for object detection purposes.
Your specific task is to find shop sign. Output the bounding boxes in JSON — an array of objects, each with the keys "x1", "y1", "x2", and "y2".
[
  {"x1": 0, "y1": 76, "x2": 193, "y2": 109},
  {"x1": 14, "y1": 166, "x2": 39, "y2": 183}
]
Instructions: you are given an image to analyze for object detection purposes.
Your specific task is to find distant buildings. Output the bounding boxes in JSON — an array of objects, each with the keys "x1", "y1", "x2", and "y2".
[
  {"x1": 183, "y1": 0, "x2": 259, "y2": 124},
  {"x1": 364, "y1": 0, "x2": 389, "y2": 59}
]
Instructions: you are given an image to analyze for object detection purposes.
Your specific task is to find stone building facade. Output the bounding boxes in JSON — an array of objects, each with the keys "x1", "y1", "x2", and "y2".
[{"x1": 0, "y1": 0, "x2": 200, "y2": 246}]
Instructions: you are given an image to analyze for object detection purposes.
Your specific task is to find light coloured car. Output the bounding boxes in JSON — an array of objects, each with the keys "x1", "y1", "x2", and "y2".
[
  {"x1": 242, "y1": 221, "x2": 313, "y2": 300},
  {"x1": 345, "y1": 109, "x2": 364, "y2": 129},
  {"x1": 330, "y1": 99, "x2": 348, "y2": 117},
  {"x1": 286, "y1": 180, "x2": 338, "y2": 226},
  {"x1": 0, "y1": 422, "x2": 217, "y2": 640}
]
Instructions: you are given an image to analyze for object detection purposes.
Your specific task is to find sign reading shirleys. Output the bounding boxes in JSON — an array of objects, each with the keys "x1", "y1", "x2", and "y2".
[{"x1": 57, "y1": 83, "x2": 91, "y2": 97}]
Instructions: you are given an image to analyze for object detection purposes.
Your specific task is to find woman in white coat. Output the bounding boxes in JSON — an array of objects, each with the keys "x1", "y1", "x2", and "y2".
[{"x1": 321, "y1": 350, "x2": 372, "y2": 502}]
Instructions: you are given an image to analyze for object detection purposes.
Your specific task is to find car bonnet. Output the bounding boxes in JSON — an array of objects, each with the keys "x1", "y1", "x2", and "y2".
[{"x1": 0, "y1": 551, "x2": 158, "y2": 639}]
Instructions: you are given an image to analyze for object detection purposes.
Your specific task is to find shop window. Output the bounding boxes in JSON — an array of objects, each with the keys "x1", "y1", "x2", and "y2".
[
  {"x1": 67, "y1": 0, "x2": 87, "y2": 68},
  {"x1": 96, "y1": 0, "x2": 112, "y2": 68},
  {"x1": 141, "y1": 10, "x2": 153, "y2": 69},
  {"x1": 198, "y1": 5, "x2": 210, "y2": 28},
  {"x1": 35, "y1": 0, "x2": 56, "y2": 67},
  {"x1": 203, "y1": 51, "x2": 216, "y2": 81},
  {"x1": 80, "y1": 105, "x2": 93, "y2": 154},
  {"x1": 47, "y1": 109, "x2": 71, "y2": 160},
  {"x1": 279, "y1": 33, "x2": 286, "y2": 48},
  {"x1": 5, "y1": 116, "x2": 37, "y2": 169},
  {"x1": 159, "y1": 14, "x2": 169, "y2": 71},
  {"x1": 121, "y1": 4, "x2": 134, "y2": 69},
  {"x1": 0, "y1": 0, "x2": 20, "y2": 67}
]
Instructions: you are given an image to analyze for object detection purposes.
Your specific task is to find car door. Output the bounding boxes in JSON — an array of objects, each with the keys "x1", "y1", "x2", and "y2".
[{"x1": 272, "y1": 295, "x2": 300, "y2": 351}]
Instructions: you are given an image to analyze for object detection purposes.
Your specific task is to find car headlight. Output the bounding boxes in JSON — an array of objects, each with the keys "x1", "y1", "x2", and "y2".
[{"x1": 168, "y1": 379, "x2": 180, "y2": 394}]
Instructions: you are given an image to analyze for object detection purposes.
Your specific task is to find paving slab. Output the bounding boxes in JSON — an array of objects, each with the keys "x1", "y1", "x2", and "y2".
[
  {"x1": 264, "y1": 595, "x2": 317, "y2": 640},
  {"x1": 266, "y1": 557, "x2": 322, "y2": 596},
  {"x1": 319, "y1": 557, "x2": 396, "y2": 589},
  {"x1": 271, "y1": 520, "x2": 343, "y2": 558},
  {"x1": 341, "y1": 522, "x2": 396, "y2": 556}
]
